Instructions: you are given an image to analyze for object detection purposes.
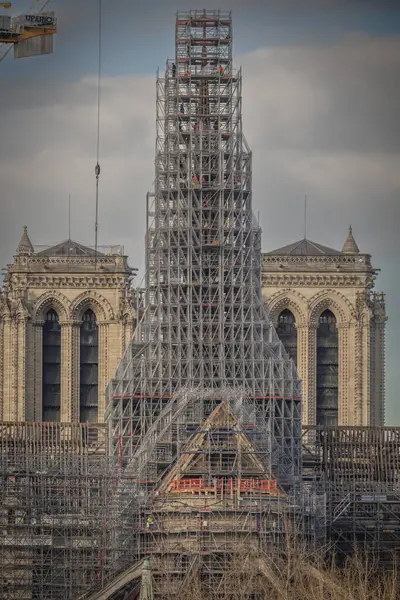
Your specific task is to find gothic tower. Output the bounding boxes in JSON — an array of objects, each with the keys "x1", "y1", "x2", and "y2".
[
  {"x1": 262, "y1": 228, "x2": 386, "y2": 427},
  {"x1": 0, "y1": 228, "x2": 137, "y2": 422}
]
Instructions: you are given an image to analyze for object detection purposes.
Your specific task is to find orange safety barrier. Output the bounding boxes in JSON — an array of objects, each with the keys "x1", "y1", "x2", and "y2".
[
  {"x1": 170, "y1": 478, "x2": 204, "y2": 492},
  {"x1": 169, "y1": 477, "x2": 277, "y2": 493},
  {"x1": 227, "y1": 478, "x2": 277, "y2": 493},
  {"x1": 170, "y1": 478, "x2": 223, "y2": 492}
]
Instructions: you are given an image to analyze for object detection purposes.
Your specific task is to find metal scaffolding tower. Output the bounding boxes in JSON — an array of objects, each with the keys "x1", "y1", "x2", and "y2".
[
  {"x1": 0, "y1": 422, "x2": 116, "y2": 600},
  {"x1": 106, "y1": 9, "x2": 301, "y2": 486},
  {"x1": 322, "y1": 426, "x2": 400, "y2": 562},
  {"x1": 84, "y1": 390, "x2": 322, "y2": 599}
]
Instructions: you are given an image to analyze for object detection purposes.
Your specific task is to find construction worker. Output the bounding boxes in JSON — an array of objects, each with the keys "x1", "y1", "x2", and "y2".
[
  {"x1": 172, "y1": 63, "x2": 176, "y2": 77},
  {"x1": 146, "y1": 515, "x2": 153, "y2": 530},
  {"x1": 219, "y1": 64, "x2": 224, "y2": 75},
  {"x1": 180, "y1": 102, "x2": 185, "y2": 114}
]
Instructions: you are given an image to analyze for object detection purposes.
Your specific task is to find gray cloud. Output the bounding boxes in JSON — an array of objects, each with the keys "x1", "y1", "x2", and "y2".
[
  {"x1": 241, "y1": 35, "x2": 400, "y2": 154},
  {"x1": 33, "y1": 0, "x2": 400, "y2": 56}
]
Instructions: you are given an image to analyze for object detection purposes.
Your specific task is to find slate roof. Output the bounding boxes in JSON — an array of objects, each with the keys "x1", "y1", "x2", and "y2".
[
  {"x1": 35, "y1": 239, "x2": 104, "y2": 257},
  {"x1": 265, "y1": 238, "x2": 342, "y2": 257}
]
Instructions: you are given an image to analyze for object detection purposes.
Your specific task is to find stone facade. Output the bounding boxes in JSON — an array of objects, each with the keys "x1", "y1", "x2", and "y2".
[
  {"x1": 262, "y1": 229, "x2": 387, "y2": 427},
  {"x1": 0, "y1": 227, "x2": 137, "y2": 423}
]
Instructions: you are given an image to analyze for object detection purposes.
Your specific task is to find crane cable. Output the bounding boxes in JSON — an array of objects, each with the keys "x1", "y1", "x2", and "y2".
[{"x1": 94, "y1": 0, "x2": 102, "y2": 266}]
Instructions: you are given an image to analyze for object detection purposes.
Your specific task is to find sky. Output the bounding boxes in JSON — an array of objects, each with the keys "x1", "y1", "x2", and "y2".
[{"x1": 0, "y1": 0, "x2": 399, "y2": 421}]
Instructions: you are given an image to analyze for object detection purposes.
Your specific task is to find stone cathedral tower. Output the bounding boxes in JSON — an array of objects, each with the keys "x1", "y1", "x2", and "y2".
[
  {"x1": 262, "y1": 228, "x2": 387, "y2": 427},
  {"x1": 0, "y1": 227, "x2": 137, "y2": 423}
]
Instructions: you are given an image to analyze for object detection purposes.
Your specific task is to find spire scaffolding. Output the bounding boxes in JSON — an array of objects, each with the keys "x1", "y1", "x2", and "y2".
[{"x1": 106, "y1": 9, "x2": 301, "y2": 484}]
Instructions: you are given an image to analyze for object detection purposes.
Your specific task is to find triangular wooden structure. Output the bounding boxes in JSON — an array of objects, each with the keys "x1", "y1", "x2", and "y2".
[{"x1": 157, "y1": 400, "x2": 284, "y2": 498}]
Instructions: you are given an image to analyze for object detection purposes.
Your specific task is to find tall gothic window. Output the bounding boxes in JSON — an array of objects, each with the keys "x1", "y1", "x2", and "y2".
[
  {"x1": 80, "y1": 309, "x2": 98, "y2": 422},
  {"x1": 276, "y1": 309, "x2": 297, "y2": 366},
  {"x1": 42, "y1": 309, "x2": 61, "y2": 421},
  {"x1": 316, "y1": 309, "x2": 338, "y2": 427}
]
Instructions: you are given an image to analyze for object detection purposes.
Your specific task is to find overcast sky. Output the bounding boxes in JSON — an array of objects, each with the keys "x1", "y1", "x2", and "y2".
[{"x1": 1, "y1": 0, "x2": 399, "y2": 421}]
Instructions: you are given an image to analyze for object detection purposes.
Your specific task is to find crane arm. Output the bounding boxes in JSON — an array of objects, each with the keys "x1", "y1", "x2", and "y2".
[{"x1": 0, "y1": 0, "x2": 56, "y2": 61}]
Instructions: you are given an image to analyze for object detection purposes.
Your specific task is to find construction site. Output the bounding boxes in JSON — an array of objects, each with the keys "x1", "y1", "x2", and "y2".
[{"x1": 0, "y1": 8, "x2": 399, "y2": 600}]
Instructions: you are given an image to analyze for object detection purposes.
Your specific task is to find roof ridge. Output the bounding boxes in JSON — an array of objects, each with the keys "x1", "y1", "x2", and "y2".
[
  {"x1": 307, "y1": 239, "x2": 325, "y2": 253},
  {"x1": 35, "y1": 238, "x2": 105, "y2": 257},
  {"x1": 265, "y1": 237, "x2": 341, "y2": 256},
  {"x1": 292, "y1": 239, "x2": 307, "y2": 252}
]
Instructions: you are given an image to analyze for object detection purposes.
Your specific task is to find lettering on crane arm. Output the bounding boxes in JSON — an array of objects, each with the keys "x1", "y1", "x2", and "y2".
[{"x1": 22, "y1": 13, "x2": 55, "y2": 27}]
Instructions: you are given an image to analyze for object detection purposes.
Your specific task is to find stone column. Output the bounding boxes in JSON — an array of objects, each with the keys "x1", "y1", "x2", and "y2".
[
  {"x1": 24, "y1": 321, "x2": 35, "y2": 421},
  {"x1": 371, "y1": 319, "x2": 386, "y2": 425},
  {"x1": 353, "y1": 322, "x2": 363, "y2": 425},
  {"x1": 361, "y1": 318, "x2": 371, "y2": 426},
  {"x1": 306, "y1": 325, "x2": 317, "y2": 427},
  {"x1": 7, "y1": 318, "x2": 19, "y2": 421},
  {"x1": 32, "y1": 321, "x2": 44, "y2": 421},
  {"x1": 121, "y1": 316, "x2": 127, "y2": 357},
  {"x1": 0, "y1": 318, "x2": 3, "y2": 420},
  {"x1": 98, "y1": 322, "x2": 109, "y2": 423},
  {"x1": 378, "y1": 319, "x2": 386, "y2": 425},
  {"x1": 16, "y1": 318, "x2": 27, "y2": 421},
  {"x1": 296, "y1": 324, "x2": 310, "y2": 425},
  {"x1": 2, "y1": 317, "x2": 13, "y2": 420},
  {"x1": 60, "y1": 320, "x2": 81, "y2": 422},
  {"x1": 337, "y1": 323, "x2": 350, "y2": 425},
  {"x1": 344, "y1": 321, "x2": 356, "y2": 425}
]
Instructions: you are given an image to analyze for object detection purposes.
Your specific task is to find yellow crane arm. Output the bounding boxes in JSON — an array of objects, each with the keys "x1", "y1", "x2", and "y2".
[
  {"x1": 0, "y1": 10, "x2": 56, "y2": 45},
  {"x1": 0, "y1": 0, "x2": 56, "y2": 61}
]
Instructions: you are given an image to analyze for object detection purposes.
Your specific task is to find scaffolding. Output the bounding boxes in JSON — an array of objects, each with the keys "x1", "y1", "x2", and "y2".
[
  {"x1": 303, "y1": 425, "x2": 400, "y2": 563},
  {"x1": 0, "y1": 11, "x2": 317, "y2": 599},
  {"x1": 106, "y1": 9, "x2": 301, "y2": 487},
  {"x1": 88, "y1": 389, "x2": 323, "y2": 599},
  {"x1": 0, "y1": 422, "x2": 117, "y2": 600},
  {"x1": 5, "y1": 420, "x2": 400, "y2": 598}
]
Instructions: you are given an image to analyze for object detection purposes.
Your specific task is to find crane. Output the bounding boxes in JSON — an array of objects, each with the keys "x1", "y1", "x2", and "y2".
[{"x1": 0, "y1": 1, "x2": 56, "y2": 62}]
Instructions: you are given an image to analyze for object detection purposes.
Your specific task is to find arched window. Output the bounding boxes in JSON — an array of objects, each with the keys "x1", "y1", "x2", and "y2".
[
  {"x1": 80, "y1": 309, "x2": 98, "y2": 422},
  {"x1": 316, "y1": 309, "x2": 338, "y2": 427},
  {"x1": 42, "y1": 309, "x2": 61, "y2": 421},
  {"x1": 276, "y1": 309, "x2": 297, "y2": 366}
]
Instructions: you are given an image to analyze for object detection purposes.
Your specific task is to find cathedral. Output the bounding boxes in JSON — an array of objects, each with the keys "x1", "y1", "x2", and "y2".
[
  {"x1": 0, "y1": 227, "x2": 137, "y2": 423},
  {"x1": 0, "y1": 226, "x2": 386, "y2": 426},
  {"x1": 262, "y1": 227, "x2": 387, "y2": 427}
]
